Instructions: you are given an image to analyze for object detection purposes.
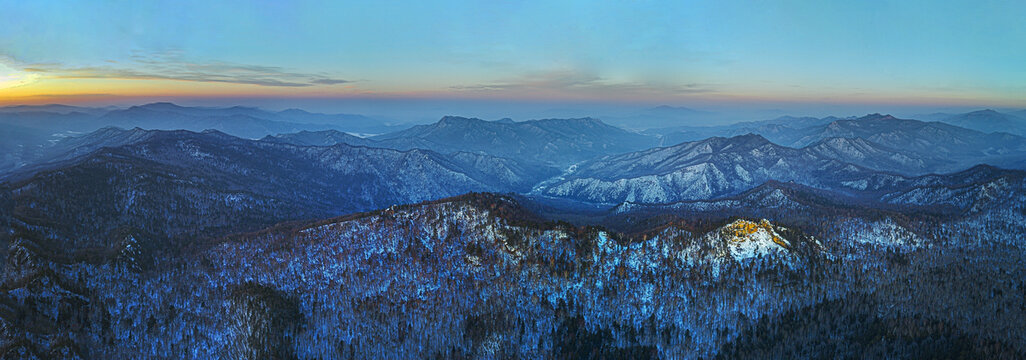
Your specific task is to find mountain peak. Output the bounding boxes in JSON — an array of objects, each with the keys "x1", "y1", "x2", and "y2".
[
  {"x1": 968, "y1": 109, "x2": 1000, "y2": 115},
  {"x1": 734, "y1": 132, "x2": 770, "y2": 141},
  {"x1": 524, "y1": 116, "x2": 600, "y2": 123},
  {"x1": 717, "y1": 133, "x2": 772, "y2": 146},
  {"x1": 437, "y1": 116, "x2": 487, "y2": 126},
  {"x1": 933, "y1": 109, "x2": 1026, "y2": 136},
  {"x1": 856, "y1": 113, "x2": 898, "y2": 121},
  {"x1": 278, "y1": 108, "x2": 312, "y2": 115},
  {"x1": 137, "y1": 102, "x2": 186, "y2": 110},
  {"x1": 666, "y1": 133, "x2": 772, "y2": 152},
  {"x1": 808, "y1": 136, "x2": 874, "y2": 148},
  {"x1": 957, "y1": 163, "x2": 1004, "y2": 175}
]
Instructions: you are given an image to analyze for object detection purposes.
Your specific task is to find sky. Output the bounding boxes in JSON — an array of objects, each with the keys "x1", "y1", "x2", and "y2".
[{"x1": 0, "y1": 0, "x2": 1024, "y2": 121}]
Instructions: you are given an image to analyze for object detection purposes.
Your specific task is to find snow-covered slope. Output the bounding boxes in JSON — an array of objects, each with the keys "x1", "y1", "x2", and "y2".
[
  {"x1": 802, "y1": 137, "x2": 953, "y2": 175},
  {"x1": 533, "y1": 134, "x2": 889, "y2": 203},
  {"x1": 782, "y1": 114, "x2": 1026, "y2": 171},
  {"x1": 881, "y1": 168, "x2": 1026, "y2": 214},
  {"x1": 649, "y1": 114, "x2": 1026, "y2": 175}
]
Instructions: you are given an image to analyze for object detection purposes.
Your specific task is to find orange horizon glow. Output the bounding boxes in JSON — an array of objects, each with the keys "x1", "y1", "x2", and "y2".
[{"x1": 3, "y1": 79, "x2": 1023, "y2": 109}]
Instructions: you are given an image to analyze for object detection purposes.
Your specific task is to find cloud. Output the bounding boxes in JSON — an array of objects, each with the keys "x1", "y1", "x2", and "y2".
[
  {"x1": 451, "y1": 69, "x2": 713, "y2": 96},
  {"x1": 21, "y1": 51, "x2": 350, "y2": 87},
  {"x1": 310, "y1": 78, "x2": 350, "y2": 85}
]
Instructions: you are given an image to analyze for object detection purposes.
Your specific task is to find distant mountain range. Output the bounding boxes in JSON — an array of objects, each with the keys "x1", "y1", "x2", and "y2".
[
  {"x1": 784, "y1": 114, "x2": 1026, "y2": 170},
  {"x1": 0, "y1": 102, "x2": 402, "y2": 136},
  {"x1": 2, "y1": 128, "x2": 555, "y2": 248},
  {"x1": 6, "y1": 103, "x2": 1024, "y2": 176},
  {"x1": 266, "y1": 116, "x2": 658, "y2": 167},
  {"x1": 8, "y1": 111, "x2": 1026, "y2": 198},
  {"x1": 532, "y1": 129, "x2": 1026, "y2": 204},
  {"x1": 372, "y1": 116, "x2": 658, "y2": 166},
  {"x1": 260, "y1": 129, "x2": 378, "y2": 147},
  {"x1": 4, "y1": 104, "x2": 1026, "y2": 358},
  {"x1": 644, "y1": 115, "x2": 841, "y2": 145},
  {"x1": 0, "y1": 103, "x2": 117, "y2": 115},
  {"x1": 0, "y1": 103, "x2": 406, "y2": 174},
  {"x1": 7, "y1": 120, "x2": 1017, "y2": 249},
  {"x1": 602, "y1": 105, "x2": 717, "y2": 129},
  {"x1": 100, "y1": 102, "x2": 402, "y2": 138},
  {"x1": 648, "y1": 113, "x2": 1026, "y2": 174},
  {"x1": 931, "y1": 109, "x2": 1026, "y2": 136},
  {"x1": 98, "y1": 104, "x2": 332, "y2": 139}
]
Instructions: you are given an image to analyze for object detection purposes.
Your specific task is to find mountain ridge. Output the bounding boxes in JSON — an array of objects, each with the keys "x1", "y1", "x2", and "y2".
[{"x1": 370, "y1": 115, "x2": 659, "y2": 166}]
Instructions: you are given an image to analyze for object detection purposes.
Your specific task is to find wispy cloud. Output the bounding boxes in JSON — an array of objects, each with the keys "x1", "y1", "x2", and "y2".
[
  {"x1": 451, "y1": 69, "x2": 713, "y2": 96},
  {"x1": 21, "y1": 51, "x2": 349, "y2": 87},
  {"x1": 310, "y1": 78, "x2": 351, "y2": 85},
  {"x1": 0, "y1": 57, "x2": 41, "y2": 89}
]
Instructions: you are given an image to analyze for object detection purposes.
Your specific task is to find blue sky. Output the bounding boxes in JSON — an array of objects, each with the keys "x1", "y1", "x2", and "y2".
[{"x1": 1, "y1": 0, "x2": 1024, "y2": 117}]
